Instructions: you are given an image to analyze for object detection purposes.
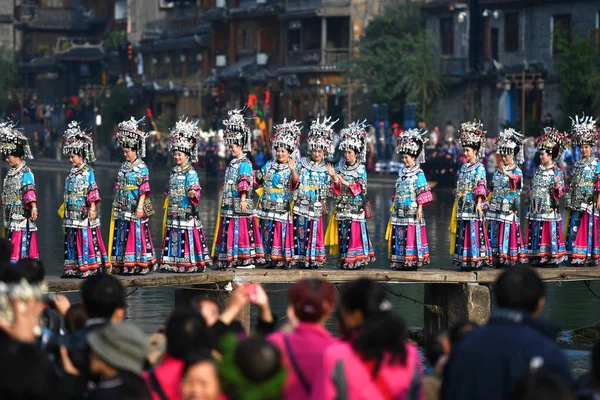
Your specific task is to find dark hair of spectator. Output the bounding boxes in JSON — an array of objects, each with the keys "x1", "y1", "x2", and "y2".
[
  {"x1": 81, "y1": 273, "x2": 126, "y2": 319},
  {"x1": 494, "y1": 267, "x2": 545, "y2": 314},
  {"x1": 182, "y1": 351, "x2": 217, "y2": 378},
  {"x1": 0, "y1": 238, "x2": 11, "y2": 267},
  {"x1": 511, "y1": 369, "x2": 572, "y2": 400},
  {"x1": 235, "y1": 336, "x2": 282, "y2": 383},
  {"x1": 166, "y1": 307, "x2": 214, "y2": 361},
  {"x1": 64, "y1": 303, "x2": 88, "y2": 334},
  {"x1": 116, "y1": 370, "x2": 152, "y2": 399},
  {"x1": 425, "y1": 331, "x2": 447, "y2": 366},
  {"x1": 0, "y1": 263, "x2": 28, "y2": 284},
  {"x1": 340, "y1": 279, "x2": 408, "y2": 373},
  {"x1": 15, "y1": 258, "x2": 45, "y2": 283},
  {"x1": 592, "y1": 341, "x2": 600, "y2": 387},
  {"x1": 448, "y1": 320, "x2": 479, "y2": 347},
  {"x1": 288, "y1": 279, "x2": 336, "y2": 323}
]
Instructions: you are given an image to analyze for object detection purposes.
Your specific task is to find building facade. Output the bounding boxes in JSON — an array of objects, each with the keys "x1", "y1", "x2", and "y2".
[{"x1": 422, "y1": 0, "x2": 600, "y2": 135}]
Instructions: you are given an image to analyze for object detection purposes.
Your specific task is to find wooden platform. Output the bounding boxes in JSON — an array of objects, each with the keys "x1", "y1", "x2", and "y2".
[{"x1": 45, "y1": 267, "x2": 600, "y2": 292}]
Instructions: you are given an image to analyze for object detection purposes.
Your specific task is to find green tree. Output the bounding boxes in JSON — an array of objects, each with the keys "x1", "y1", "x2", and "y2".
[
  {"x1": 97, "y1": 85, "x2": 135, "y2": 144},
  {"x1": 553, "y1": 29, "x2": 600, "y2": 129},
  {"x1": 0, "y1": 47, "x2": 17, "y2": 111},
  {"x1": 349, "y1": 4, "x2": 442, "y2": 122}
]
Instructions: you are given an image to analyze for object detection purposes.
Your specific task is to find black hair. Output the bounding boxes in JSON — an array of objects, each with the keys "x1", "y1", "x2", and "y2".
[
  {"x1": 182, "y1": 351, "x2": 216, "y2": 378},
  {"x1": 425, "y1": 331, "x2": 448, "y2": 366},
  {"x1": 592, "y1": 341, "x2": 600, "y2": 387},
  {"x1": 68, "y1": 149, "x2": 86, "y2": 160},
  {"x1": 0, "y1": 263, "x2": 29, "y2": 284},
  {"x1": 116, "y1": 370, "x2": 152, "y2": 399},
  {"x1": 235, "y1": 336, "x2": 282, "y2": 382},
  {"x1": 494, "y1": 267, "x2": 545, "y2": 314},
  {"x1": 340, "y1": 279, "x2": 408, "y2": 374},
  {"x1": 64, "y1": 303, "x2": 87, "y2": 334},
  {"x1": 0, "y1": 238, "x2": 11, "y2": 268},
  {"x1": 15, "y1": 258, "x2": 45, "y2": 284},
  {"x1": 448, "y1": 320, "x2": 479, "y2": 346},
  {"x1": 80, "y1": 273, "x2": 126, "y2": 319},
  {"x1": 9, "y1": 147, "x2": 25, "y2": 159},
  {"x1": 165, "y1": 307, "x2": 214, "y2": 361},
  {"x1": 463, "y1": 144, "x2": 481, "y2": 152},
  {"x1": 511, "y1": 369, "x2": 572, "y2": 400}
]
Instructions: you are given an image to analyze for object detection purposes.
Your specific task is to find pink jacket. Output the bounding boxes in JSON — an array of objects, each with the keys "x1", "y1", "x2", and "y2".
[
  {"x1": 268, "y1": 322, "x2": 336, "y2": 400},
  {"x1": 310, "y1": 340, "x2": 423, "y2": 400},
  {"x1": 143, "y1": 355, "x2": 184, "y2": 400}
]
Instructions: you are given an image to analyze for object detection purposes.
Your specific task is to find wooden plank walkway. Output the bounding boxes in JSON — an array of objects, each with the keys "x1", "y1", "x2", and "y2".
[{"x1": 45, "y1": 267, "x2": 600, "y2": 292}]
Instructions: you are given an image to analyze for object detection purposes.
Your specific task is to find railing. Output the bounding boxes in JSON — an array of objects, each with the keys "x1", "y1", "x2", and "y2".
[
  {"x1": 324, "y1": 48, "x2": 351, "y2": 65},
  {"x1": 285, "y1": 0, "x2": 321, "y2": 12},
  {"x1": 440, "y1": 57, "x2": 467, "y2": 77},
  {"x1": 286, "y1": 48, "x2": 350, "y2": 67},
  {"x1": 287, "y1": 49, "x2": 321, "y2": 65},
  {"x1": 145, "y1": 16, "x2": 209, "y2": 34}
]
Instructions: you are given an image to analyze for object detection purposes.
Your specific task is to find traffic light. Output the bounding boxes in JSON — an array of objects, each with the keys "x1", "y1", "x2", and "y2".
[{"x1": 127, "y1": 44, "x2": 133, "y2": 60}]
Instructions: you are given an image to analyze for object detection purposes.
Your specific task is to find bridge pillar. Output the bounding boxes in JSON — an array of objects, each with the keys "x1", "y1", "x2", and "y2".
[
  {"x1": 175, "y1": 283, "x2": 252, "y2": 333},
  {"x1": 423, "y1": 283, "x2": 490, "y2": 341}
]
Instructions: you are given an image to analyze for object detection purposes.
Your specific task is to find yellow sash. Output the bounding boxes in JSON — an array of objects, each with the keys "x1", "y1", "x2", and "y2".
[
  {"x1": 107, "y1": 207, "x2": 115, "y2": 267},
  {"x1": 563, "y1": 208, "x2": 571, "y2": 240},
  {"x1": 211, "y1": 197, "x2": 224, "y2": 257},
  {"x1": 448, "y1": 194, "x2": 461, "y2": 255},
  {"x1": 161, "y1": 197, "x2": 170, "y2": 240},
  {"x1": 57, "y1": 202, "x2": 66, "y2": 234},
  {"x1": 324, "y1": 212, "x2": 339, "y2": 255},
  {"x1": 384, "y1": 204, "x2": 394, "y2": 257},
  {"x1": 1, "y1": 228, "x2": 6, "y2": 239}
]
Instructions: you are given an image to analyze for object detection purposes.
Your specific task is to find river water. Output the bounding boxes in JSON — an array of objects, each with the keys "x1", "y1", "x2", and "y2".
[{"x1": 9, "y1": 162, "x2": 599, "y2": 375}]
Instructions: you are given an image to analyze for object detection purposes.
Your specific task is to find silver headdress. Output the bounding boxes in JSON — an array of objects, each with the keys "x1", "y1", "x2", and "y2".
[
  {"x1": 62, "y1": 121, "x2": 96, "y2": 163},
  {"x1": 272, "y1": 118, "x2": 302, "y2": 154},
  {"x1": 536, "y1": 127, "x2": 569, "y2": 159},
  {"x1": 0, "y1": 120, "x2": 33, "y2": 160},
  {"x1": 168, "y1": 118, "x2": 200, "y2": 163},
  {"x1": 339, "y1": 120, "x2": 369, "y2": 163},
  {"x1": 116, "y1": 116, "x2": 148, "y2": 158},
  {"x1": 457, "y1": 120, "x2": 487, "y2": 159},
  {"x1": 308, "y1": 116, "x2": 338, "y2": 158},
  {"x1": 569, "y1": 113, "x2": 598, "y2": 147},
  {"x1": 223, "y1": 108, "x2": 252, "y2": 152},
  {"x1": 396, "y1": 128, "x2": 429, "y2": 164},
  {"x1": 496, "y1": 128, "x2": 524, "y2": 164}
]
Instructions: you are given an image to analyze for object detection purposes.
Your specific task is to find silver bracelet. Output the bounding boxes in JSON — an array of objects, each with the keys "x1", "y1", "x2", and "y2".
[{"x1": 31, "y1": 207, "x2": 38, "y2": 211}]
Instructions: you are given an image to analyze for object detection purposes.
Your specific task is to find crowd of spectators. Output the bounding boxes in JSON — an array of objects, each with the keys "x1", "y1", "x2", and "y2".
[{"x1": 0, "y1": 234, "x2": 598, "y2": 400}]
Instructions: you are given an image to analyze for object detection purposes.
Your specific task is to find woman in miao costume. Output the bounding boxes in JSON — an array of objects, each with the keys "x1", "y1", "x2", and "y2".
[
  {"x1": 60, "y1": 121, "x2": 108, "y2": 277},
  {"x1": 109, "y1": 117, "x2": 157, "y2": 275},
  {"x1": 0, "y1": 120, "x2": 39, "y2": 262},
  {"x1": 387, "y1": 128, "x2": 432, "y2": 270},
  {"x1": 213, "y1": 109, "x2": 265, "y2": 269},
  {"x1": 292, "y1": 116, "x2": 337, "y2": 269},
  {"x1": 525, "y1": 127, "x2": 568, "y2": 266},
  {"x1": 487, "y1": 128, "x2": 527, "y2": 267},
  {"x1": 449, "y1": 120, "x2": 491, "y2": 270},
  {"x1": 160, "y1": 119, "x2": 212, "y2": 273},
  {"x1": 254, "y1": 119, "x2": 301, "y2": 269},
  {"x1": 326, "y1": 120, "x2": 375, "y2": 269},
  {"x1": 565, "y1": 114, "x2": 600, "y2": 265}
]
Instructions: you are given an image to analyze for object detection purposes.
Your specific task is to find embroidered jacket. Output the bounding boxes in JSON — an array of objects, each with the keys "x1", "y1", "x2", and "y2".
[
  {"x1": 391, "y1": 165, "x2": 432, "y2": 225},
  {"x1": 220, "y1": 155, "x2": 254, "y2": 218},
  {"x1": 488, "y1": 165, "x2": 523, "y2": 223},
  {"x1": 455, "y1": 161, "x2": 487, "y2": 220},
  {"x1": 165, "y1": 163, "x2": 202, "y2": 229},
  {"x1": 292, "y1": 157, "x2": 331, "y2": 220},
  {"x1": 527, "y1": 164, "x2": 564, "y2": 222},
  {"x1": 63, "y1": 164, "x2": 101, "y2": 228},
  {"x1": 112, "y1": 158, "x2": 154, "y2": 221},
  {"x1": 2, "y1": 163, "x2": 36, "y2": 232},
  {"x1": 255, "y1": 160, "x2": 294, "y2": 222},
  {"x1": 331, "y1": 161, "x2": 369, "y2": 221},
  {"x1": 566, "y1": 156, "x2": 600, "y2": 215}
]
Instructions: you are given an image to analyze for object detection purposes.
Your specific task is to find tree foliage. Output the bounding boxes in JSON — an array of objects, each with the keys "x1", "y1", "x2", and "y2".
[
  {"x1": 97, "y1": 85, "x2": 135, "y2": 144},
  {"x1": 553, "y1": 29, "x2": 600, "y2": 129},
  {"x1": 349, "y1": 4, "x2": 442, "y2": 122}
]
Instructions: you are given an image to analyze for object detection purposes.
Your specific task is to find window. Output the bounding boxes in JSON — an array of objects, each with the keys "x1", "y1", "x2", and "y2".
[
  {"x1": 237, "y1": 25, "x2": 255, "y2": 51},
  {"x1": 440, "y1": 18, "x2": 454, "y2": 56},
  {"x1": 552, "y1": 14, "x2": 571, "y2": 55},
  {"x1": 504, "y1": 13, "x2": 519, "y2": 52}
]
